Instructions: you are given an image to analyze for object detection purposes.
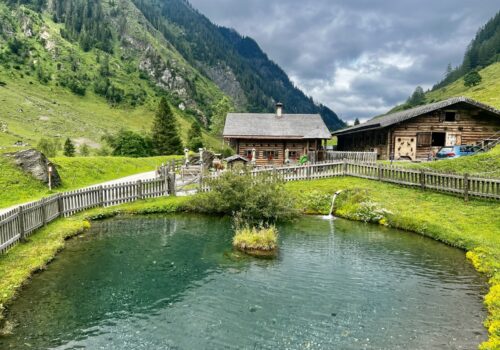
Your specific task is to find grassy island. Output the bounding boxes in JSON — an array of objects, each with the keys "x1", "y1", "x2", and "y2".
[{"x1": 233, "y1": 226, "x2": 279, "y2": 257}]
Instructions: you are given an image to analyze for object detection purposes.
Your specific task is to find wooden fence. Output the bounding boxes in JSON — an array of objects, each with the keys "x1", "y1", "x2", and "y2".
[
  {"x1": 2, "y1": 159, "x2": 499, "y2": 254},
  {"x1": 0, "y1": 176, "x2": 174, "y2": 254},
  {"x1": 202, "y1": 160, "x2": 500, "y2": 201},
  {"x1": 309, "y1": 151, "x2": 378, "y2": 164}
]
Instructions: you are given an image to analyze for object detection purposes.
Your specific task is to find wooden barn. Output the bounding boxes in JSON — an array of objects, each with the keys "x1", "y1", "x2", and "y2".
[
  {"x1": 333, "y1": 97, "x2": 500, "y2": 160},
  {"x1": 223, "y1": 103, "x2": 332, "y2": 166}
]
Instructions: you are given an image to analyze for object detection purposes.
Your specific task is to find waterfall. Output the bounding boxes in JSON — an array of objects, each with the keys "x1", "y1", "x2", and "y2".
[{"x1": 323, "y1": 190, "x2": 343, "y2": 219}]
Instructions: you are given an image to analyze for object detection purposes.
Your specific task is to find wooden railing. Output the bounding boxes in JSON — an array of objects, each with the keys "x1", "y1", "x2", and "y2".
[
  {"x1": 0, "y1": 177, "x2": 173, "y2": 254},
  {"x1": 2, "y1": 159, "x2": 499, "y2": 254},
  {"x1": 202, "y1": 160, "x2": 500, "y2": 201},
  {"x1": 309, "y1": 151, "x2": 378, "y2": 164}
]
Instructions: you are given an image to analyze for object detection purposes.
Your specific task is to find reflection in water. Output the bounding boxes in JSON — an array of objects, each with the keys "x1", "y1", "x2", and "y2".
[{"x1": 0, "y1": 215, "x2": 487, "y2": 350}]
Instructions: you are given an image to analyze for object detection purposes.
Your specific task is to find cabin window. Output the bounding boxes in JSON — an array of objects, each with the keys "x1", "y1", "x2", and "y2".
[
  {"x1": 431, "y1": 132, "x2": 446, "y2": 147},
  {"x1": 244, "y1": 150, "x2": 253, "y2": 160},
  {"x1": 444, "y1": 111, "x2": 456, "y2": 122},
  {"x1": 263, "y1": 150, "x2": 279, "y2": 161},
  {"x1": 289, "y1": 151, "x2": 299, "y2": 160},
  {"x1": 417, "y1": 132, "x2": 432, "y2": 147}
]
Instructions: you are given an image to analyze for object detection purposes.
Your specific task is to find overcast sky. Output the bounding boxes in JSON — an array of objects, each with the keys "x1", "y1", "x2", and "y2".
[{"x1": 188, "y1": 0, "x2": 499, "y2": 123}]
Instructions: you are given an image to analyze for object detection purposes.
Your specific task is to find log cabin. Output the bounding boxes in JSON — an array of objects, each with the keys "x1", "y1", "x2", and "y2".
[
  {"x1": 333, "y1": 97, "x2": 500, "y2": 160},
  {"x1": 223, "y1": 103, "x2": 332, "y2": 166}
]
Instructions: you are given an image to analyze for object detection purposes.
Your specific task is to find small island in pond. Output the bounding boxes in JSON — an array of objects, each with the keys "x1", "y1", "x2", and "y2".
[{"x1": 232, "y1": 226, "x2": 279, "y2": 258}]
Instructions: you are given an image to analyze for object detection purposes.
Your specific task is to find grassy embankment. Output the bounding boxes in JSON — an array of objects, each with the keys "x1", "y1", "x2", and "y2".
[
  {"x1": 383, "y1": 145, "x2": 500, "y2": 178},
  {"x1": 0, "y1": 155, "x2": 182, "y2": 209},
  {"x1": 0, "y1": 175, "x2": 499, "y2": 347}
]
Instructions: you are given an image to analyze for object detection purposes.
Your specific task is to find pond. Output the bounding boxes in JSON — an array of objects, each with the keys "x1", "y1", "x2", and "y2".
[{"x1": 0, "y1": 215, "x2": 487, "y2": 349}]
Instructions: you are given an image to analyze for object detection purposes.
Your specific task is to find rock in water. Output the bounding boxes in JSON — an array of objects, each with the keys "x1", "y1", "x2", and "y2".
[{"x1": 5, "y1": 149, "x2": 62, "y2": 188}]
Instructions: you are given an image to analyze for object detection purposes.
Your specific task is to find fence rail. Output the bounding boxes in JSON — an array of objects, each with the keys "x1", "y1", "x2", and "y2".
[
  {"x1": 2, "y1": 159, "x2": 499, "y2": 255},
  {"x1": 0, "y1": 176, "x2": 175, "y2": 254},
  {"x1": 309, "y1": 151, "x2": 378, "y2": 164}
]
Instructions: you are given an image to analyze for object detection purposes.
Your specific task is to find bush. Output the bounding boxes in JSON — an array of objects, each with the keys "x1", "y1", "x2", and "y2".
[
  {"x1": 188, "y1": 171, "x2": 296, "y2": 225},
  {"x1": 36, "y1": 138, "x2": 59, "y2": 157},
  {"x1": 102, "y1": 130, "x2": 153, "y2": 157}
]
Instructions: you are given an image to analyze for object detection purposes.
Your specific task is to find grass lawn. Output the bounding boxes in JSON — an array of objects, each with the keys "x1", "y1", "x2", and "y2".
[
  {"x1": 0, "y1": 155, "x2": 182, "y2": 209},
  {"x1": 380, "y1": 145, "x2": 500, "y2": 178}
]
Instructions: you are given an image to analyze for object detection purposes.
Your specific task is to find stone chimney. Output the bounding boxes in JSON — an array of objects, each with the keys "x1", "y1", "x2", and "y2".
[{"x1": 276, "y1": 102, "x2": 283, "y2": 118}]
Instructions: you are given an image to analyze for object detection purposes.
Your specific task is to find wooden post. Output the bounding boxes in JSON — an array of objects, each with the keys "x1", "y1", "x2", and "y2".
[
  {"x1": 420, "y1": 169, "x2": 426, "y2": 190},
  {"x1": 343, "y1": 159, "x2": 348, "y2": 176},
  {"x1": 18, "y1": 206, "x2": 26, "y2": 242},
  {"x1": 98, "y1": 186, "x2": 104, "y2": 206},
  {"x1": 41, "y1": 198, "x2": 47, "y2": 226},
  {"x1": 464, "y1": 173, "x2": 470, "y2": 202},
  {"x1": 57, "y1": 194, "x2": 64, "y2": 217},
  {"x1": 137, "y1": 180, "x2": 143, "y2": 200},
  {"x1": 377, "y1": 165, "x2": 382, "y2": 181},
  {"x1": 168, "y1": 172, "x2": 176, "y2": 196}
]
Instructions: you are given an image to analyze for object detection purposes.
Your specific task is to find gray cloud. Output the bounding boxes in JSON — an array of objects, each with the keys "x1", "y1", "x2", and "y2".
[{"x1": 189, "y1": 0, "x2": 499, "y2": 123}]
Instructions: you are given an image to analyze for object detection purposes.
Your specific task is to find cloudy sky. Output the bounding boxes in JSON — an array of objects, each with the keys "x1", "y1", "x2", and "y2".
[{"x1": 189, "y1": 0, "x2": 499, "y2": 123}]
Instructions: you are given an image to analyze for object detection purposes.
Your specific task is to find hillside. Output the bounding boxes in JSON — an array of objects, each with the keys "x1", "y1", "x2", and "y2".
[
  {"x1": 0, "y1": 0, "x2": 344, "y2": 152},
  {"x1": 425, "y1": 62, "x2": 500, "y2": 109}
]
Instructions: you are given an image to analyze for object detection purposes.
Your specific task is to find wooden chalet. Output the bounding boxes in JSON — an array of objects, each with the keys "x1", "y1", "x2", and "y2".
[
  {"x1": 333, "y1": 97, "x2": 500, "y2": 160},
  {"x1": 223, "y1": 103, "x2": 332, "y2": 166}
]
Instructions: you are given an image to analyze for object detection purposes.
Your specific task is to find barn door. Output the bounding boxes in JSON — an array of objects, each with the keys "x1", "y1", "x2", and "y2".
[
  {"x1": 395, "y1": 136, "x2": 416, "y2": 160},
  {"x1": 446, "y1": 133, "x2": 462, "y2": 146}
]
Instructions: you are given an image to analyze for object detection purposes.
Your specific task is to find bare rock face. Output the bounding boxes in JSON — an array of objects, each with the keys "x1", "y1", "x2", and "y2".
[{"x1": 5, "y1": 149, "x2": 62, "y2": 188}]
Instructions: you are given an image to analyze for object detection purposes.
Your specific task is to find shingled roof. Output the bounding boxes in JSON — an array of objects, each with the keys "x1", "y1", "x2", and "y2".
[
  {"x1": 333, "y1": 96, "x2": 500, "y2": 136},
  {"x1": 223, "y1": 113, "x2": 331, "y2": 139}
]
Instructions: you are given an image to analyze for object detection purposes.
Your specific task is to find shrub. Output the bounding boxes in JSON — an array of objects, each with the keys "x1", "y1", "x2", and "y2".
[
  {"x1": 102, "y1": 130, "x2": 153, "y2": 157},
  {"x1": 188, "y1": 171, "x2": 296, "y2": 225}
]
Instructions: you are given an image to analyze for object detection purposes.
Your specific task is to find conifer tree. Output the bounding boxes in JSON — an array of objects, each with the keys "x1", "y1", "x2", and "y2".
[
  {"x1": 63, "y1": 138, "x2": 76, "y2": 157},
  {"x1": 151, "y1": 97, "x2": 183, "y2": 155},
  {"x1": 187, "y1": 121, "x2": 204, "y2": 151},
  {"x1": 354, "y1": 118, "x2": 360, "y2": 125}
]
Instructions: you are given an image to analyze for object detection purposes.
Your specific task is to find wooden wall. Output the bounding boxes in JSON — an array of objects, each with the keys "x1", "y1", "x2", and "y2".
[
  {"x1": 337, "y1": 106, "x2": 500, "y2": 160},
  {"x1": 226, "y1": 139, "x2": 320, "y2": 166}
]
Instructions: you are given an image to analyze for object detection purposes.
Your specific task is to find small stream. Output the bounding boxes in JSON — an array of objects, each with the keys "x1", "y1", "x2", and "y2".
[{"x1": 0, "y1": 214, "x2": 487, "y2": 349}]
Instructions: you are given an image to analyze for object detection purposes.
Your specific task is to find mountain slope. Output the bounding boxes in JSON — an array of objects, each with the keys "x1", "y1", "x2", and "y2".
[
  {"x1": 132, "y1": 0, "x2": 345, "y2": 130},
  {"x1": 0, "y1": 0, "x2": 228, "y2": 149},
  {"x1": 0, "y1": 0, "x2": 344, "y2": 152}
]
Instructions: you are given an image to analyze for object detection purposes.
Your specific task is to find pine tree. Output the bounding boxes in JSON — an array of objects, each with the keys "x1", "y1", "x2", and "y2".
[
  {"x1": 187, "y1": 121, "x2": 204, "y2": 151},
  {"x1": 354, "y1": 118, "x2": 360, "y2": 126},
  {"x1": 407, "y1": 86, "x2": 426, "y2": 107},
  {"x1": 151, "y1": 97, "x2": 183, "y2": 155},
  {"x1": 63, "y1": 138, "x2": 76, "y2": 157},
  {"x1": 464, "y1": 70, "x2": 482, "y2": 87}
]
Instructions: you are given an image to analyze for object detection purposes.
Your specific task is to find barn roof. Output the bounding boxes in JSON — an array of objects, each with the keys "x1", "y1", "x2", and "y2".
[
  {"x1": 223, "y1": 113, "x2": 331, "y2": 139},
  {"x1": 224, "y1": 154, "x2": 249, "y2": 163},
  {"x1": 333, "y1": 96, "x2": 500, "y2": 136}
]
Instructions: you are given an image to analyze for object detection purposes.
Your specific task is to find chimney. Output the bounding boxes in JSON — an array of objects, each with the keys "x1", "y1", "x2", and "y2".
[{"x1": 276, "y1": 102, "x2": 283, "y2": 118}]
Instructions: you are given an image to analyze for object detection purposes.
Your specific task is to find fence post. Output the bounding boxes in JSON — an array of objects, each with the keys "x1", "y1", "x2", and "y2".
[
  {"x1": 98, "y1": 186, "x2": 104, "y2": 206},
  {"x1": 57, "y1": 194, "x2": 64, "y2": 218},
  {"x1": 377, "y1": 165, "x2": 382, "y2": 181},
  {"x1": 41, "y1": 198, "x2": 47, "y2": 226},
  {"x1": 169, "y1": 171, "x2": 176, "y2": 197},
  {"x1": 137, "y1": 180, "x2": 143, "y2": 200},
  {"x1": 464, "y1": 173, "x2": 470, "y2": 202},
  {"x1": 420, "y1": 169, "x2": 426, "y2": 190},
  {"x1": 18, "y1": 206, "x2": 26, "y2": 242},
  {"x1": 198, "y1": 171, "x2": 203, "y2": 192},
  {"x1": 343, "y1": 159, "x2": 348, "y2": 176}
]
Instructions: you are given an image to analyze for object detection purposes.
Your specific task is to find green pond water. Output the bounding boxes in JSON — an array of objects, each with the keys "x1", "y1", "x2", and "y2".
[{"x1": 0, "y1": 215, "x2": 487, "y2": 350}]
